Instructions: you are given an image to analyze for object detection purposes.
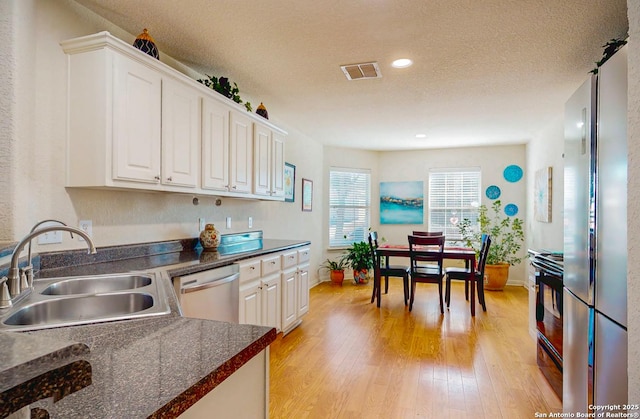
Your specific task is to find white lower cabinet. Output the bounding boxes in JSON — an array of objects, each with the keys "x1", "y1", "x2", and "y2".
[
  {"x1": 239, "y1": 279, "x2": 261, "y2": 326},
  {"x1": 281, "y1": 248, "x2": 311, "y2": 335},
  {"x1": 239, "y1": 247, "x2": 310, "y2": 334},
  {"x1": 261, "y1": 273, "x2": 281, "y2": 331}
]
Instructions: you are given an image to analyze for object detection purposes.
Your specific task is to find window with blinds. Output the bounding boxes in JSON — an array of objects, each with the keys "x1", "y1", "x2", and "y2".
[
  {"x1": 329, "y1": 167, "x2": 371, "y2": 247},
  {"x1": 428, "y1": 169, "x2": 481, "y2": 240}
]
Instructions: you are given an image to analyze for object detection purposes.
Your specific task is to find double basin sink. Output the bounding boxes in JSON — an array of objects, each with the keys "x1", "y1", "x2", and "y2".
[{"x1": 0, "y1": 272, "x2": 171, "y2": 332}]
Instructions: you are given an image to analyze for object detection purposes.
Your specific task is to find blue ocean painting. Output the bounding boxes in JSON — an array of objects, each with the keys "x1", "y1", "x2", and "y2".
[{"x1": 380, "y1": 181, "x2": 424, "y2": 224}]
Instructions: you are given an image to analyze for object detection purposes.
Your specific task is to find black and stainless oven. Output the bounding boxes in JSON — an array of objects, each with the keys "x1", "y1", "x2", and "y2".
[{"x1": 531, "y1": 252, "x2": 564, "y2": 400}]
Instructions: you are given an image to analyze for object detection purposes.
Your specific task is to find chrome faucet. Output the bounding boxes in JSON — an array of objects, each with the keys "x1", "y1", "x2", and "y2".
[
  {"x1": 22, "y1": 220, "x2": 74, "y2": 292},
  {"x1": 0, "y1": 225, "x2": 97, "y2": 308}
]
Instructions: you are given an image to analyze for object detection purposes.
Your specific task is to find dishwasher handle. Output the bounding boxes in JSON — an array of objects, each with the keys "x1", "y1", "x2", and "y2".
[{"x1": 180, "y1": 272, "x2": 240, "y2": 294}]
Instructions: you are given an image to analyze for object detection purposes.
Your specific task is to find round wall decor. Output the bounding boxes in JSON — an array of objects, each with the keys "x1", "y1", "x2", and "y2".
[
  {"x1": 485, "y1": 185, "x2": 501, "y2": 200},
  {"x1": 503, "y1": 165, "x2": 523, "y2": 183},
  {"x1": 504, "y1": 203, "x2": 519, "y2": 216}
]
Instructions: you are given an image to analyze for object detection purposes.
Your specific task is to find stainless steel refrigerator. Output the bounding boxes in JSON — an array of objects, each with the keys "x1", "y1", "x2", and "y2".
[{"x1": 563, "y1": 45, "x2": 628, "y2": 412}]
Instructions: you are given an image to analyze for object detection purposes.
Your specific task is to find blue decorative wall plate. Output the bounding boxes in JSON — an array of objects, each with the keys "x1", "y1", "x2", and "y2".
[
  {"x1": 504, "y1": 203, "x2": 519, "y2": 216},
  {"x1": 503, "y1": 165, "x2": 523, "y2": 183},
  {"x1": 485, "y1": 185, "x2": 501, "y2": 200}
]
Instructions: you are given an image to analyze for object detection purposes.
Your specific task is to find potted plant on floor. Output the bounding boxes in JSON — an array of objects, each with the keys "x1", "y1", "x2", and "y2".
[
  {"x1": 343, "y1": 241, "x2": 374, "y2": 284},
  {"x1": 319, "y1": 257, "x2": 348, "y2": 285},
  {"x1": 457, "y1": 199, "x2": 525, "y2": 290}
]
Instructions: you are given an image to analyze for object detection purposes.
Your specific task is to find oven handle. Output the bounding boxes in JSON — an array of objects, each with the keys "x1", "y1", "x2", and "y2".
[{"x1": 180, "y1": 273, "x2": 240, "y2": 294}]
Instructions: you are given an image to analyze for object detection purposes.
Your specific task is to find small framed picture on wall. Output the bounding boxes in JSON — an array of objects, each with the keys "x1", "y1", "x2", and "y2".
[
  {"x1": 302, "y1": 178, "x2": 313, "y2": 211},
  {"x1": 284, "y1": 163, "x2": 295, "y2": 203}
]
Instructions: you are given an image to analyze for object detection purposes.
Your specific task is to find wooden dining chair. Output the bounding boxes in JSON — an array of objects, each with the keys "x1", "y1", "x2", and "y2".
[
  {"x1": 368, "y1": 231, "x2": 410, "y2": 306},
  {"x1": 444, "y1": 235, "x2": 491, "y2": 312},
  {"x1": 407, "y1": 234, "x2": 445, "y2": 313}
]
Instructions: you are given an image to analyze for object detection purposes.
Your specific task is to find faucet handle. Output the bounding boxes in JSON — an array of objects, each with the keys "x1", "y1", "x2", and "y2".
[
  {"x1": 0, "y1": 277, "x2": 12, "y2": 309},
  {"x1": 19, "y1": 268, "x2": 29, "y2": 292}
]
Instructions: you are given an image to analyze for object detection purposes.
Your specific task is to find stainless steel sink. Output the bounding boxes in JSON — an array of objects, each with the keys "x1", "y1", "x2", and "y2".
[
  {"x1": 3, "y1": 293, "x2": 154, "y2": 327},
  {"x1": 41, "y1": 274, "x2": 152, "y2": 295},
  {"x1": 0, "y1": 272, "x2": 171, "y2": 332}
]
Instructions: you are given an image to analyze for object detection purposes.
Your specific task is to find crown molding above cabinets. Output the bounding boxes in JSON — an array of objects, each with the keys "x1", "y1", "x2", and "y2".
[{"x1": 61, "y1": 31, "x2": 286, "y2": 201}]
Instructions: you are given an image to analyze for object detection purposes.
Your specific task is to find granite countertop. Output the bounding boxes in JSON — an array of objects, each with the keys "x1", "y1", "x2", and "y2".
[{"x1": 0, "y1": 238, "x2": 309, "y2": 418}]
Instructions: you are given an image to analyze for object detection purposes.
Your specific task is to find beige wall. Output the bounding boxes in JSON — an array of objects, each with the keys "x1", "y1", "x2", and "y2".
[
  {"x1": 1, "y1": 0, "x2": 324, "y2": 284},
  {"x1": 525, "y1": 116, "x2": 565, "y2": 251}
]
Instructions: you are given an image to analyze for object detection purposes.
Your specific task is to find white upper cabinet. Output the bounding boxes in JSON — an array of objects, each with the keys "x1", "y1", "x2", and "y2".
[
  {"x1": 61, "y1": 31, "x2": 286, "y2": 199},
  {"x1": 161, "y1": 78, "x2": 200, "y2": 188},
  {"x1": 201, "y1": 97, "x2": 230, "y2": 191},
  {"x1": 271, "y1": 131, "x2": 286, "y2": 199},
  {"x1": 229, "y1": 110, "x2": 253, "y2": 194},
  {"x1": 253, "y1": 121, "x2": 286, "y2": 199},
  {"x1": 112, "y1": 54, "x2": 162, "y2": 185}
]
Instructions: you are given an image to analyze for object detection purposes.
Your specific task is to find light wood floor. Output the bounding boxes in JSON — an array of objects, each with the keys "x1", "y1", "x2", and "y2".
[{"x1": 269, "y1": 279, "x2": 561, "y2": 419}]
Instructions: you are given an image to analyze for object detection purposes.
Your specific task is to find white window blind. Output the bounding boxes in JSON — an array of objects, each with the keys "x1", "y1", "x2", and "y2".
[
  {"x1": 428, "y1": 169, "x2": 481, "y2": 240},
  {"x1": 329, "y1": 167, "x2": 371, "y2": 247}
]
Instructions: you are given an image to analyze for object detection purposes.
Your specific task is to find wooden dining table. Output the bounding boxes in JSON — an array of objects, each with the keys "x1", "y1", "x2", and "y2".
[{"x1": 375, "y1": 244, "x2": 479, "y2": 315}]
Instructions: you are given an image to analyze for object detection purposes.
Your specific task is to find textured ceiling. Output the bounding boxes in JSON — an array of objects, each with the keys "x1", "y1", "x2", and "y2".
[{"x1": 72, "y1": 0, "x2": 628, "y2": 150}]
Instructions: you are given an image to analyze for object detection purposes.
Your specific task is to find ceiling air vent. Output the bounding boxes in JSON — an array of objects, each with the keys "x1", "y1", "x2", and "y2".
[{"x1": 340, "y1": 62, "x2": 382, "y2": 81}]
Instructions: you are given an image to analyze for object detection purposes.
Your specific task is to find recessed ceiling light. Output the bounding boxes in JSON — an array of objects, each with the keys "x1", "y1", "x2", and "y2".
[
  {"x1": 415, "y1": 134, "x2": 427, "y2": 138},
  {"x1": 392, "y1": 58, "x2": 413, "y2": 68}
]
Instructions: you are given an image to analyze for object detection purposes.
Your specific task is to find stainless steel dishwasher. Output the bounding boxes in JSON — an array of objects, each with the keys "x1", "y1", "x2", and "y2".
[{"x1": 173, "y1": 264, "x2": 240, "y2": 323}]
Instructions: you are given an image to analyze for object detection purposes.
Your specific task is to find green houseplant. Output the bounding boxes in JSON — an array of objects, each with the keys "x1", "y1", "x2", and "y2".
[
  {"x1": 457, "y1": 199, "x2": 525, "y2": 290},
  {"x1": 197, "y1": 75, "x2": 252, "y2": 112},
  {"x1": 343, "y1": 241, "x2": 374, "y2": 284},
  {"x1": 319, "y1": 257, "x2": 348, "y2": 285}
]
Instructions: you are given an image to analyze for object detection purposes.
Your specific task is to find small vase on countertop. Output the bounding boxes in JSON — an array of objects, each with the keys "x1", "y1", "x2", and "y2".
[{"x1": 199, "y1": 223, "x2": 220, "y2": 251}]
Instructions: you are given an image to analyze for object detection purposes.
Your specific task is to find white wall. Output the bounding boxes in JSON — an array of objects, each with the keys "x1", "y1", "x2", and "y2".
[
  {"x1": 2, "y1": 0, "x2": 324, "y2": 285},
  {"x1": 627, "y1": 0, "x2": 640, "y2": 402},
  {"x1": 525, "y1": 115, "x2": 565, "y2": 251}
]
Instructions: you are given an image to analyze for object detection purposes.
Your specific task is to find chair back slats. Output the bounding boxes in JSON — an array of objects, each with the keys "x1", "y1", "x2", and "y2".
[
  {"x1": 476, "y1": 235, "x2": 492, "y2": 276},
  {"x1": 408, "y1": 234, "x2": 445, "y2": 275},
  {"x1": 368, "y1": 231, "x2": 380, "y2": 270},
  {"x1": 412, "y1": 231, "x2": 444, "y2": 237}
]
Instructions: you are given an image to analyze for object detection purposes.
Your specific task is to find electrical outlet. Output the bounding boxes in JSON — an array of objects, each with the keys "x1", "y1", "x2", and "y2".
[
  {"x1": 248, "y1": 217, "x2": 253, "y2": 228},
  {"x1": 78, "y1": 220, "x2": 92, "y2": 241},
  {"x1": 199, "y1": 217, "x2": 206, "y2": 232},
  {"x1": 226, "y1": 216, "x2": 232, "y2": 229},
  {"x1": 37, "y1": 221, "x2": 63, "y2": 245}
]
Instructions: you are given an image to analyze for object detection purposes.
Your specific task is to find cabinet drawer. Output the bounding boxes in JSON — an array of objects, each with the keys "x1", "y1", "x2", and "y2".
[
  {"x1": 239, "y1": 259, "x2": 261, "y2": 282},
  {"x1": 261, "y1": 255, "x2": 281, "y2": 276},
  {"x1": 297, "y1": 247, "x2": 310, "y2": 264},
  {"x1": 281, "y1": 251, "x2": 298, "y2": 269}
]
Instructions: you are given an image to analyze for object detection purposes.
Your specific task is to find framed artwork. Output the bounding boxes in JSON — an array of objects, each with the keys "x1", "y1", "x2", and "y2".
[
  {"x1": 302, "y1": 178, "x2": 313, "y2": 211},
  {"x1": 380, "y1": 181, "x2": 424, "y2": 224},
  {"x1": 534, "y1": 167, "x2": 552, "y2": 222},
  {"x1": 284, "y1": 163, "x2": 295, "y2": 202}
]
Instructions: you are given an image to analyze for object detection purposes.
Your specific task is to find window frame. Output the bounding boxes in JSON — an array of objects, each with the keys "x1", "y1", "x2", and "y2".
[
  {"x1": 328, "y1": 167, "x2": 371, "y2": 249},
  {"x1": 428, "y1": 168, "x2": 482, "y2": 241}
]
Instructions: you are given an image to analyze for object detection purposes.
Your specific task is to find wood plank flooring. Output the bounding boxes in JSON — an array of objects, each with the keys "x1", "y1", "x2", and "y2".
[{"x1": 269, "y1": 279, "x2": 561, "y2": 419}]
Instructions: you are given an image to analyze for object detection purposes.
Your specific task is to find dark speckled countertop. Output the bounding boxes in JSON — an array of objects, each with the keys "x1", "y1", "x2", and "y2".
[{"x1": 0, "y1": 237, "x2": 309, "y2": 418}]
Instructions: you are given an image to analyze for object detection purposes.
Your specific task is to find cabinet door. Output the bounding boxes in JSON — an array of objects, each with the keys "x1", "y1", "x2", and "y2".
[
  {"x1": 112, "y1": 54, "x2": 162, "y2": 184},
  {"x1": 261, "y1": 274, "x2": 281, "y2": 331},
  {"x1": 229, "y1": 110, "x2": 253, "y2": 193},
  {"x1": 239, "y1": 280, "x2": 261, "y2": 325},
  {"x1": 202, "y1": 97, "x2": 230, "y2": 191},
  {"x1": 253, "y1": 123, "x2": 272, "y2": 196},
  {"x1": 297, "y1": 264, "x2": 310, "y2": 318},
  {"x1": 161, "y1": 78, "x2": 199, "y2": 188},
  {"x1": 281, "y1": 268, "x2": 297, "y2": 331},
  {"x1": 271, "y1": 132, "x2": 286, "y2": 198}
]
